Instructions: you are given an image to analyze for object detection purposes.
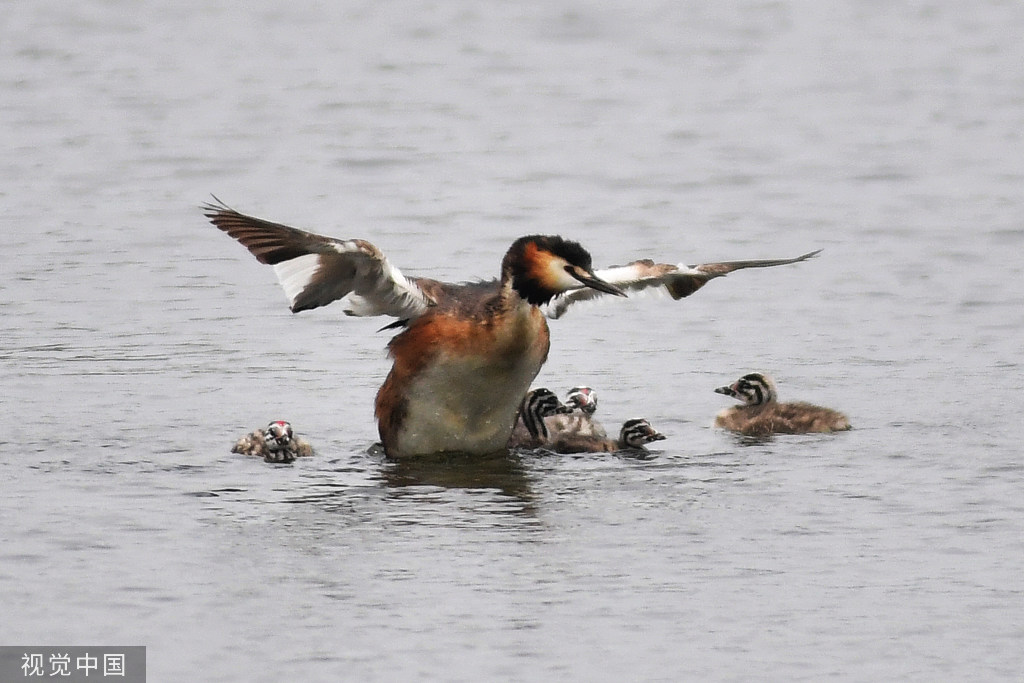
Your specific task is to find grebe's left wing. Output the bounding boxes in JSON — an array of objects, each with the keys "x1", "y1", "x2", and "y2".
[
  {"x1": 543, "y1": 250, "x2": 821, "y2": 319},
  {"x1": 204, "y1": 199, "x2": 433, "y2": 320}
]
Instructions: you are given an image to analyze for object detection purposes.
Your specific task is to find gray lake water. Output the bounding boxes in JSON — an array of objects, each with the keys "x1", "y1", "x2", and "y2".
[{"x1": 3, "y1": 1, "x2": 1024, "y2": 681}]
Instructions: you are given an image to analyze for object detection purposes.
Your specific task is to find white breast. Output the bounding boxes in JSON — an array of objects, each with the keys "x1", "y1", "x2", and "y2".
[
  {"x1": 390, "y1": 303, "x2": 550, "y2": 456},
  {"x1": 394, "y1": 349, "x2": 543, "y2": 455}
]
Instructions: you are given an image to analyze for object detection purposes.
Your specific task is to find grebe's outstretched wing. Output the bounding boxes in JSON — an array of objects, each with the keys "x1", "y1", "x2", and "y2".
[
  {"x1": 204, "y1": 199, "x2": 433, "y2": 319},
  {"x1": 543, "y1": 250, "x2": 821, "y2": 319}
]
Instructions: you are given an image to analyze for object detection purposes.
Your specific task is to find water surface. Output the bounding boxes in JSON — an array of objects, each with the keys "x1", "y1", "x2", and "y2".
[{"x1": 2, "y1": 1, "x2": 1023, "y2": 680}]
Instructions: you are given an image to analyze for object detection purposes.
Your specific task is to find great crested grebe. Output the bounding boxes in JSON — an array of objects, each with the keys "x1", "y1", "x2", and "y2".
[
  {"x1": 205, "y1": 199, "x2": 817, "y2": 458},
  {"x1": 508, "y1": 388, "x2": 574, "y2": 450},
  {"x1": 232, "y1": 420, "x2": 315, "y2": 463},
  {"x1": 714, "y1": 372, "x2": 851, "y2": 436},
  {"x1": 550, "y1": 418, "x2": 666, "y2": 454}
]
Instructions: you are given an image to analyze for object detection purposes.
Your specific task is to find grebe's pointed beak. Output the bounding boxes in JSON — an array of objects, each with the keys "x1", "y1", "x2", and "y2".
[
  {"x1": 714, "y1": 384, "x2": 735, "y2": 397},
  {"x1": 568, "y1": 266, "x2": 627, "y2": 297}
]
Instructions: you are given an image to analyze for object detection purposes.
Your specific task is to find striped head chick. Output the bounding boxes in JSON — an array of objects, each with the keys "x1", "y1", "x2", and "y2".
[
  {"x1": 714, "y1": 372, "x2": 851, "y2": 436},
  {"x1": 714, "y1": 372, "x2": 777, "y2": 407},
  {"x1": 547, "y1": 417, "x2": 666, "y2": 453},
  {"x1": 263, "y1": 420, "x2": 295, "y2": 453},
  {"x1": 508, "y1": 387, "x2": 574, "y2": 450},
  {"x1": 231, "y1": 420, "x2": 315, "y2": 463},
  {"x1": 565, "y1": 386, "x2": 598, "y2": 416},
  {"x1": 618, "y1": 418, "x2": 667, "y2": 450},
  {"x1": 545, "y1": 385, "x2": 607, "y2": 442}
]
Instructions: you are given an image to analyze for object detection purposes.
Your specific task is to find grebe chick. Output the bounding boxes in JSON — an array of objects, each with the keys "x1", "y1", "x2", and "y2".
[
  {"x1": 232, "y1": 420, "x2": 315, "y2": 463},
  {"x1": 508, "y1": 388, "x2": 574, "y2": 449},
  {"x1": 550, "y1": 418, "x2": 666, "y2": 454},
  {"x1": 714, "y1": 373, "x2": 851, "y2": 436},
  {"x1": 567, "y1": 386, "x2": 598, "y2": 415},
  {"x1": 206, "y1": 198, "x2": 816, "y2": 458},
  {"x1": 545, "y1": 386, "x2": 608, "y2": 441}
]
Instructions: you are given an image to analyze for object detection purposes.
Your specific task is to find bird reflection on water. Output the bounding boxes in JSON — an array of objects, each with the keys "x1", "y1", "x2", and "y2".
[
  {"x1": 276, "y1": 446, "x2": 539, "y2": 522},
  {"x1": 378, "y1": 448, "x2": 535, "y2": 505}
]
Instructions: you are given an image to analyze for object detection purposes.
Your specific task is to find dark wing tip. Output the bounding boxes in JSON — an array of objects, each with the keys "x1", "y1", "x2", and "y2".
[
  {"x1": 666, "y1": 249, "x2": 821, "y2": 300},
  {"x1": 202, "y1": 198, "x2": 319, "y2": 266},
  {"x1": 796, "y1": 248, "x2": 823, "y2": 261},
  {"x1": 201, "y1": 194, "x2": 232, "y2": 217},
  {"x1": 201, "y1": 195, "x2": 241, "y2": 228}
]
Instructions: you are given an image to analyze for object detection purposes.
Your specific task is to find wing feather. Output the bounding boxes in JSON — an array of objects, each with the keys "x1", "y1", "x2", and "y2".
[
  {"x1": 204, "y1": 199, "x2": 433, "y2": 319},
  {"x1": 543, "y1": 250, "x2": 821, "y2": 319}
]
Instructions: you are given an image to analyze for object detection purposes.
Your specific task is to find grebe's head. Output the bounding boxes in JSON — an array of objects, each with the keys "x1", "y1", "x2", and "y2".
[
  {"x1": 714, "y1": 373, "x2": 777, "y2": 406},
  {"x1": 502, "y1": 235, "x2": 626, "y2": 305},
  {"x1": 566, "y1": 386, "x2": 598, "y2": 415},
  {"x1": 519, "y1": 387, "x2": 573, "y2": 440},
  {"x1": 263, "y1": 420, "x2": 294, "y2": 451},
  {"x1": 620, "y1": 418, "x2": 666, "y2": 449}
]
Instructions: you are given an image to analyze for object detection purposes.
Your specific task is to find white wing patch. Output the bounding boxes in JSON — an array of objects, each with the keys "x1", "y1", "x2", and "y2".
[
  {"x1": 274, "y1": 245, "x2": 432, "y2": 318},
  {"x1": 207, "y1": 202, "x2": 435, "y2": 321},
  {"x1": 343, "y1": 256, "x2": 431, "y2": 319},
  {"x1": 273, "y1": 254, "x2": 323, "y2": 309}
]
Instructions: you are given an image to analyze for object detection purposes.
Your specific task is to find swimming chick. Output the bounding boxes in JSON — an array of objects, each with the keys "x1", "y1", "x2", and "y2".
[
  {"x1": 232, "y1": 420, "x2": 315, "y2": 463},
  {"x1": 714, "y1": 372, "x2": 851, "y2": 436},
  {"x1": 206, "y1": 198, "x2": 817, "y2": 458},
  {"x1": 549, "y1": 418, "x2": 667, "y2": 454}
]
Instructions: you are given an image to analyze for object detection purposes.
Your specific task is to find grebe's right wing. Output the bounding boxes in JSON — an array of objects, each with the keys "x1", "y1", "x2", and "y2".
[
  {"x1": 204, "y1": 199, "x2": 434, "y2": 319},
  {"x1": 543, "y1": 250, "x2": 821, "y2": 319}
]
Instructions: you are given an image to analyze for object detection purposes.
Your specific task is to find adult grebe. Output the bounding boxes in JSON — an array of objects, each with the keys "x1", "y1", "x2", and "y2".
[
  {"x1": 232, "y1": 420, "x2": 315, "y2": 463},
  {"x1": 714, "y1": 372, "x2": 851, "y2": 436},
  {"x1": 550, "y1": 418, "x2": 666, "y2": 454},
  {"x1": 205, "y1": 199, "x2": 817, "y2": 458}
]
